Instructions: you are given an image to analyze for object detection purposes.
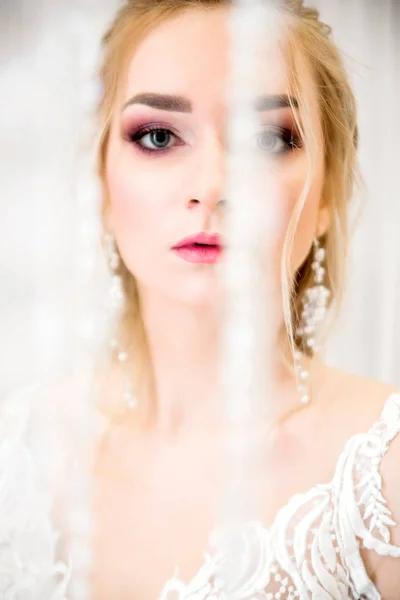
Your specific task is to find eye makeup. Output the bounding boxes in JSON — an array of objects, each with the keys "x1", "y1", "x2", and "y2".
[
  {"x1": 124, "y1": 123, "x2": 183, "y2": 155},
  {"x1": 120, "y1": 109, "x2": 303, "y2": 158},
  {"x1": 257, "y1": 125, "x2": 303, "y2": 155}
]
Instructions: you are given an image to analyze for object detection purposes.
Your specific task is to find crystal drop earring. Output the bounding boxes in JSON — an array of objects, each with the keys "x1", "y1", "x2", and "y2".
[
  {"x1": 105, "y1": 232, "x2": 137, "y2": 411},
  {"x1": 294, "y1": 237, "x2": 330, "y2": 404}
]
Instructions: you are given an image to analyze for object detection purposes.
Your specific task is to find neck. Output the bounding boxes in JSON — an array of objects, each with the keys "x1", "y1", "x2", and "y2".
[
  {"x1": 140, "y1": 291, "x2": 221, "y2": 434},
  {"x1": 135, "y1": 290, "x2": 302, "y2": 436}
]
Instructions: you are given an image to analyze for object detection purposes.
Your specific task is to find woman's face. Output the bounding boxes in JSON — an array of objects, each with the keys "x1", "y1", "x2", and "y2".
[{"x1": 105, "y1": 7, "x2": 328, "y2": 308}]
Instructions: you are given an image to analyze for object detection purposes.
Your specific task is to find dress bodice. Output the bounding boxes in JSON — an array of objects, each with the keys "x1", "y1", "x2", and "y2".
[
  {"x1": 160, "y1": 393, "x2": 400, "y2": 600},
  {"x1": 1, "y1": 385, "x2": 400, "y2": 600}
]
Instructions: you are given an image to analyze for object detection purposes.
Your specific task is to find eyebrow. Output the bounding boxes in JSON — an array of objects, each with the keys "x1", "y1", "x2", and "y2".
[
  {"x1": 122, "y1": 93, "x2": 298, "y2": 113},
  {"x1": 254, "y1": 94, "x2": 299, "y2": 111},
  {"x1": 123, "y1": 93, "x2": 192, "y2": 113}
]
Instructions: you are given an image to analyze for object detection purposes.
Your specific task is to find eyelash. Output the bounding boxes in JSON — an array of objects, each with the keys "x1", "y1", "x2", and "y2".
[
  {"x1": 127, "y1": 124, "x2": 303, "y2": 156},
  {"x1": 127, "y1": 125, "x2": 182, "y2": 155},
  {"x1": 259, "y1": 127, "x2": 303, "y2": 155}
]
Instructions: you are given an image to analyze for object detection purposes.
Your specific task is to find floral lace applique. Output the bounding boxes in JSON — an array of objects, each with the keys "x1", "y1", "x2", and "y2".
[{"x1": 161, "y1": 394, "x2": 400, "y2": 600}]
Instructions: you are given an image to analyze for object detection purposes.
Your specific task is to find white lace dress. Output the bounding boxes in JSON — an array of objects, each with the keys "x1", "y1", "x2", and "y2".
[{"x1": 1, "y1": 385, "x2": 400, "y2": 600}]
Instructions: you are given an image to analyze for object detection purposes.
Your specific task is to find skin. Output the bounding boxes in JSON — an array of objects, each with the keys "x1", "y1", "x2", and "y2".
[{"x1": 85, "y1": 6, "x2": 400, "y2": 599}]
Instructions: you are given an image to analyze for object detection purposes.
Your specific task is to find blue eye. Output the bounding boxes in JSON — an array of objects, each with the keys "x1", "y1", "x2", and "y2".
[
  {"x1": 128, "y1": 126, "x2": 180, "y2": 154},
  {"x1": 257, "y1": 127, "x2": 302, "y2": 155}
]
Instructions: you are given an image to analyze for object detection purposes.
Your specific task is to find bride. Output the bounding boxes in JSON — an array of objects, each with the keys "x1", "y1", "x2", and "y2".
[{"x1": 2, "y1": 1, "x2": 400, "y2": 599}]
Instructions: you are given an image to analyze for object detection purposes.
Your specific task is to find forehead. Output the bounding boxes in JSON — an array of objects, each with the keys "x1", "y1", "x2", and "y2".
[{"x1": 123, "y1": 7, "x2": 295, "y2": 112}]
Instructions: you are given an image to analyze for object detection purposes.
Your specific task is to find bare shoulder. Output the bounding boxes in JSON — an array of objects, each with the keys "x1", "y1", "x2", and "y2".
[
  {"x1": 316, "y1": 361, "x2": 399, "y2": 430},
  {"x1": 320, "y1": 361, "x2": 399, "y2": 398}
]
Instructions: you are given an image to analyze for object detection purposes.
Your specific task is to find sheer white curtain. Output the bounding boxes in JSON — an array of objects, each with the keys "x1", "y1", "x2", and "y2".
[
  {"x1": 1, "y1": 0, "x2": 400, "y2": 396},
  {"x1": 0, "y1": 1, "x2": 118, "y2": 397}
]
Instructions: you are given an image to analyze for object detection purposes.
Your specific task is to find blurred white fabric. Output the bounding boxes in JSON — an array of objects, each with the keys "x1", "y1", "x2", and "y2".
[{"x1": 1, "y1": 0, "x2": 399, "y2": 397}]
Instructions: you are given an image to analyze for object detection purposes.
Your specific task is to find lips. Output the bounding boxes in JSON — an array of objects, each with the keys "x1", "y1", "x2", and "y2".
[
  {"x1": 172, "y1": 233, "x2": 223, "y2": 264},
  {"x1": 173, "y1": 233, "x2": 222, "y2": 248}
]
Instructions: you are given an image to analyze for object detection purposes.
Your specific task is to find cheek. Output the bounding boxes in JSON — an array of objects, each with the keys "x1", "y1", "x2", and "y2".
[
  {"x1": 106, "y1": 142, "x2": 180, "y2": 240},
  {"x1": 105, "y1": 142, "x2": 180, "y2": 276},
  {"x1": 290, "y1": 165, "x2": 325, "y2": 274},
  {"x1": 109, "y1": 170, "x2": 149, "y2": 231},
  {"x1": 272, "y1": 155, "x2": 325, "y2": 275},
  {"x1": 108, "y1": 164, "x2": 162, "y2": 229},
  {"x1": 290, "y1": 185, "x2": 323, "y2": 271}
]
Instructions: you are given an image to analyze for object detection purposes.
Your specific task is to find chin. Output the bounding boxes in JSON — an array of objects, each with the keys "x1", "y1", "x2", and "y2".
[
  {"x1": 136, "y1": 264, "x2": 223, "y2": 309},
  {"x1": 183, "y1": 285, "x2": 222, "y2": 308},
  {"x1": 169, "y1": 271, "x2": 223, "y2": 309}
]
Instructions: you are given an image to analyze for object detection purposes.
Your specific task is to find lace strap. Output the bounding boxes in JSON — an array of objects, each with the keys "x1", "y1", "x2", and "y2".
[
  {"x1": 350, "y1": 393, "x2": 400, "y2": 556},
  {"x1": 368, "y1": 392, "x2": 400, "y2": 448}
]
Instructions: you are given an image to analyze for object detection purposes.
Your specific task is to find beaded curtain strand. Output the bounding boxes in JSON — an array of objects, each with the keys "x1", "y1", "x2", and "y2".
[{"x1": 216, "y1": 0, "x2": 287, "y2": 592}]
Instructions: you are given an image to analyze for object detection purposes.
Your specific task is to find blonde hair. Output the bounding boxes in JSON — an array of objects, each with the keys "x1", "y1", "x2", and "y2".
[{"x1": 97, "y1": 0, "x2": 358, "y2": 399}]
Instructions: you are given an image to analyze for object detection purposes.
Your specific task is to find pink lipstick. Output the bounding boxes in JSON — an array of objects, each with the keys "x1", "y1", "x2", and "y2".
[{"x1": 172, "y1": 233, "x2": 223, "y2": 264}]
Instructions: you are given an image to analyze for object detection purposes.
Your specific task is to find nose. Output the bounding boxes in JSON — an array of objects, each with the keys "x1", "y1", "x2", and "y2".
[{"x1": 187, "y1": 134, "x2": 226, "y2": 213}]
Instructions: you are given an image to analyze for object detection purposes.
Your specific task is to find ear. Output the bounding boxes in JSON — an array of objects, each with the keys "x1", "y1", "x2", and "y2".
[{"x1": 316, "y1": 203, "x2": 331, "y2": 237}]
